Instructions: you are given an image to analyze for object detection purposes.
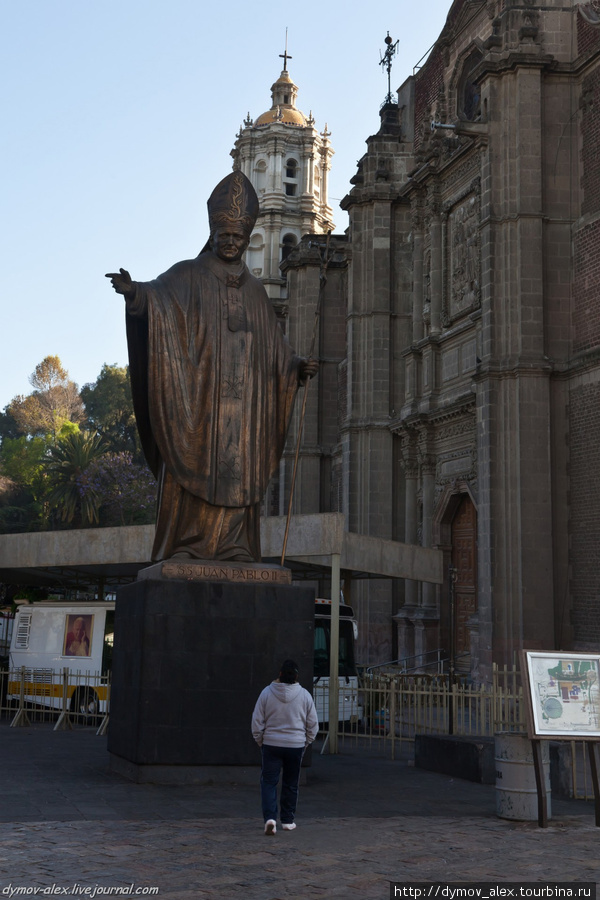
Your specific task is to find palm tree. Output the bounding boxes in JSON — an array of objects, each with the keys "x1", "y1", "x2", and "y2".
[{"x1": 46, "y1": 431, "x2": 106, "y2": 527}]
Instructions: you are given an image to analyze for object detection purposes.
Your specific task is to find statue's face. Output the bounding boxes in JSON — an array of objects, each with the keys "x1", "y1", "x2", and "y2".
[{"x1": 211, "y1": 225, "x2": 250, "y2": 262}]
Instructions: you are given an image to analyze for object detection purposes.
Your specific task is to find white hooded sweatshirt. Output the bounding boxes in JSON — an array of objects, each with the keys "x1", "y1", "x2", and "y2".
[{"x1": 251, "y1": 681, "x2": 319, "y2": 748}]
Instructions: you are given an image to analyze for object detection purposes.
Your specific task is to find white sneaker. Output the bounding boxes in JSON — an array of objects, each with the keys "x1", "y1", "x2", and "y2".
[
  {"x1": 282, "y1": 823, "x2": 296, "y2": 831},
  {"x1": 264, "y1": 819, "x2": 276, "y2": 835}
]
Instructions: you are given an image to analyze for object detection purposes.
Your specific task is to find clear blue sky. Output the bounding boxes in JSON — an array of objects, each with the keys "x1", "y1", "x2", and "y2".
[{"x1": 1, "y1": 0, "x2": 450, "y2": 411}]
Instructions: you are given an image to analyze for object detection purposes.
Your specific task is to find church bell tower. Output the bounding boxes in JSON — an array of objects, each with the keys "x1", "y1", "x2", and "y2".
[{"x1": 231, "y1": 45, "x2": 334, "y2": 310}]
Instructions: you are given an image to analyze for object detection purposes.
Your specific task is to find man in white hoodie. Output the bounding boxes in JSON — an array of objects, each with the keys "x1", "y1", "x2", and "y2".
[{"x1": 251, "y1": 659, "x2": 319, "y2": 835}]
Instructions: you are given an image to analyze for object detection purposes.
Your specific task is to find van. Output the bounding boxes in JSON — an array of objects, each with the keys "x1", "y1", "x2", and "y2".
[{"x1": 8, "y1": 601, "x2": 114, "y2": 718}]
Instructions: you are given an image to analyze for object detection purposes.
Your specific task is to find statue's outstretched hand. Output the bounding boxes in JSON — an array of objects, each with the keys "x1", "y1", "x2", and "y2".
[{"x1": 105, "y1": 268, "x2": 134, "y2": 296}]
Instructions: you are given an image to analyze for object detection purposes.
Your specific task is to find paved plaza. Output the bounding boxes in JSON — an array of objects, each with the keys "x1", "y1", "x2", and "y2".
[{"x1": 0, "y1": 722, "x2": 599, "y2": 899}]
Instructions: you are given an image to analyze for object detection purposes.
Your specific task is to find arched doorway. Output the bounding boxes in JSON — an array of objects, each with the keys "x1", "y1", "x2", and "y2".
[{"x1": 451, "y1": 494, "x2": 478, "y2": 673}]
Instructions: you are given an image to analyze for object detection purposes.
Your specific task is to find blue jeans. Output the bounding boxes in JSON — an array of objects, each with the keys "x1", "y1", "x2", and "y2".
[{"x1": 260, "y1": 744, "x2": 305, "y2": 824}]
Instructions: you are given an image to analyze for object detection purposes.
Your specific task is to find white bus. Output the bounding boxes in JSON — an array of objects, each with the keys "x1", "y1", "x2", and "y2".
[
  {"x1": 313, "y1": 598, "x2": 362, "y2": 726},
  {"x1": 8, "y1": 601, "x2": 114, "y2": 718}
]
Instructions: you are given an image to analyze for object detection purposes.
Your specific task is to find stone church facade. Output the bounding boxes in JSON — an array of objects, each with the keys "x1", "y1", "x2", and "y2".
[
  {"x1": 381, "y1": 0, "x2": 600, "y2": 680},
  {"x1": 238, "y1": 5, "x2": 600, "y2": 678}
]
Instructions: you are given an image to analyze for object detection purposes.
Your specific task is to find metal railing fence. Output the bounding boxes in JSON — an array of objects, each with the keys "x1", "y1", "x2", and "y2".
[
  {"x1": 0, "y1": 666, "x2": 110, "y2": 733},
  {"x1": 314, "y1": 663, "x2": 526, "y2": 752},
  {"x1": 314, "y1": 663, "x2": 595, "y2": 800},
  {"x1": 363, "y1": 648, "x2": 447, "y2": 675}
]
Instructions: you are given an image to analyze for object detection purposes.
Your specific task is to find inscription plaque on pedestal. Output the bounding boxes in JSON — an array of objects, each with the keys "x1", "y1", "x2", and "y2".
[{"x1": 137, "y1": 559, "x2": 292, "y2": 585}]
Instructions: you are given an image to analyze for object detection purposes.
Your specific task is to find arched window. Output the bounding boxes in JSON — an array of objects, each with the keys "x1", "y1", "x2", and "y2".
[
  {"x1": 254, "y1": 159, "x2": 267, "y2": 194},
  {"x1": 281, "y1": 233, "x2": 297, "y2": 261},
  {"x1": 246, "y1": 231, "x2": 264, "y2": 276}
]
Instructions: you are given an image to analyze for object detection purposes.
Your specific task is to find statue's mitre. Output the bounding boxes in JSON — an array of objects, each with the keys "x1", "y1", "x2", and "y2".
[{"x1": 207, "y1": 171, "x2": 259, "y2": 235}]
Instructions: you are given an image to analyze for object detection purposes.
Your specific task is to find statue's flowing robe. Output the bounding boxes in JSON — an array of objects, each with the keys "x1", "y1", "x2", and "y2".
[{"x1": 125, "y1": 252, "x2": 301, "y2": 561}]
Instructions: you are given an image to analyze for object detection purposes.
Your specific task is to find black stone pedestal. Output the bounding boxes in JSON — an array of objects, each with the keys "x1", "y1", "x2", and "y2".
[{"x1": 107, "y1": 577, "x2": 315, "y2": 781}]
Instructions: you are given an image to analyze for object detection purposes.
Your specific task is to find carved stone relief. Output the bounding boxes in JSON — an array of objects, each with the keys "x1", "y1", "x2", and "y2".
[
  {"x1": 399, "y1": 429, "x2": 419, "y2": 479},
  {"x1": 436, "y1": 415, "x2": 476, "y2": 443},
  {"x1": 437, "y1": 447, "x2": 477, "y2": 485},
  {"x1": 432, "y1": 406, "x2": 477, "y2": 504},
  {"x1": 447, "y1": 193, "x2": 480, "y2": 320},
  {"x1": 423, "y1": 247, "x2": 432, "y2": 324},
  {"x1": 395, "y1": 406, "x2": 477, "y2": 524},
  {"x1": 443, "y1": 155, "x2": 480, "y2": 193}
]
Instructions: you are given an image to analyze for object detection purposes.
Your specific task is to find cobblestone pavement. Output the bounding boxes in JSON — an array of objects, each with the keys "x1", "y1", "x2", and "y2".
[{"x1": 1, "y1": 723, "x2": 599, "y2": 899}]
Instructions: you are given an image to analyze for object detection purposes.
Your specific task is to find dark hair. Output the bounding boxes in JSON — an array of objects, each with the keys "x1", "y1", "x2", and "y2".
[{"x1": 279, "y1": 659, "x2": 299, "y2": 684}]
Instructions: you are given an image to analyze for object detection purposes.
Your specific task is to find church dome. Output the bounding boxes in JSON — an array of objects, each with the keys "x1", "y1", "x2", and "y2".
[{"x1": 255, "y1": 107, "x2": 307, "y2": 127}]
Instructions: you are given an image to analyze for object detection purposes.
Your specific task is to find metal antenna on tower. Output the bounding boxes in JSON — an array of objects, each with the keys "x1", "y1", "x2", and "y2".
[{"x1": 379, "y1": 32, "x2": 399, "y2": 105}]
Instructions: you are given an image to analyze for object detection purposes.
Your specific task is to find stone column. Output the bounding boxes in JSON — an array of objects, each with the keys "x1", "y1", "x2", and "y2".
[
  {"x1": 412, "y1": 206, "x2": 424, "y2": 343},
  {"x1": 274, "y1": 148, "x2": 284, "y2": 193},
  {"x1": 394, "y1": 615, "x2": 414, "y2": 664},
  {"x1": 419, "y1": 429, "x2": 437, "y2": 611},
  {"x1": 320, "y1": 149, "x2": 330, "y2": 212},
  {"x1": 401, "y1": 431, "x2": 419, "y2": 612},
  {"x1": 267, "y1": 149, "x2": 276, "y2": 193},
  {"x1": 430, "y1": 204, "x2": 442, "y2": 336},
  {"x1": 303, "y1": 151, "x2": 313, "y2": 195},
  {"x1": 339, "y1": 119, "x2": 414, "y2": 666},
  {"x1": 476, "y1": 63, "x2": 554, "y2": 671},
  {"x1": 265, "y1": 225, "x2": 277, "y2": 282},
  {"x1": 241, "y1": 152, "x2": 251, "y2": 180}
]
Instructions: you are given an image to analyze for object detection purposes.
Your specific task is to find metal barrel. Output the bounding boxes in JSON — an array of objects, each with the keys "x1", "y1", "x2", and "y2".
[{"x1": 495, "y1": 732, "x2": 551, "y2": 820}]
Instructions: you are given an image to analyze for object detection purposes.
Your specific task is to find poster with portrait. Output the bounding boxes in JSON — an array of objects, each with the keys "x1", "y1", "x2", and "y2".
[
  {"x1": 521, "y1": 650, "x2": 600, "y2": 739},
  {"x1": 62, "y1": 614, "x2": 94, "y2": 658}
]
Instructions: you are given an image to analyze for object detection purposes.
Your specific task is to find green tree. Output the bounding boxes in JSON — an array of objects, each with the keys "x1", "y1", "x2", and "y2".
[
  {"x1": 0, "y1": 405, "x2": 20, "y2": 444},
  {"x1": 0, "y1": 435, "x2": 46, "y2": 487},
  {"x1": 81, "y1": 364, "x2": 140, "y2": 458},
  {"x1": 9, "y1": 356, "x2": 84, "y2": 439},
  {"x1": 0, "y1": 436, "x2": 49, "y2": 532},
  {"x1": 0, "y1": 473, "x2": 33, "y2": 533},
  {"x1": 45, "y1": 431, "x2": 106, "y2": 527}
]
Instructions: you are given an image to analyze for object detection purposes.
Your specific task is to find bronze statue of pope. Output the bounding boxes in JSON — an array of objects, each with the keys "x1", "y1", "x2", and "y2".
[{"x1": 106, "y1": 171, "x2": 317, "y2": 563}]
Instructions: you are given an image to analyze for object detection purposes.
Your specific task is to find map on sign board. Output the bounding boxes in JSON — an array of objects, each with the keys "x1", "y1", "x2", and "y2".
[{"x1": 523, "y1": 651, "x2": 600, "y2": 738}]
